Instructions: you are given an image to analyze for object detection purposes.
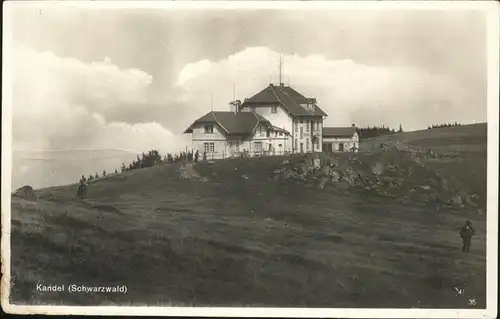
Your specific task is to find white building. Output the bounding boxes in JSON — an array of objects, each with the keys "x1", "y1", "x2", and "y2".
[
  {"x1": 322, "y1": 126, "x2": 359, "y2": 152},
  {"x1": 184, "y1": 82, "x2": 359, "y2": 158},
  {"x1": 239, "y1": 83, "x2": 327, "y2": 153}
]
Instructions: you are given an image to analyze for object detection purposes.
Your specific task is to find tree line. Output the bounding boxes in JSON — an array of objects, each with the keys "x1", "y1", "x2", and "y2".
[
  {"x1": 427, "y1": 122, "x2": 461, "y2": 129},
  {"x1": 80, "y1": 148, "x2": 208, "y2": 183},
  {"x1": 356, "y1": 124, "x2": 403, "y2": 139}
]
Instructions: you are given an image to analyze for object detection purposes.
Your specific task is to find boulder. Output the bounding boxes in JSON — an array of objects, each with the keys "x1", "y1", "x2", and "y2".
[
  {"x1": 320, "y1": 165, "x2": 331, "y2": 176},
  {"x1": 273, "y1": 168, "x2": 285, "y2": 175},
  {"x1": 318, "y1": 177, "x2": 329, "y2": 189},
  {"x1": 425, "y1": 150, "x2": 438, "y2": 159},
  {"x1": 451, "y1": 195, "x2": 465, "y2": 208},
  {"x1": 313, "y1": 158, "x2": 321, "y2": 170},
  {"x1": 330, "y1": 171, "x2": 341, "y2": 182},
  {"x1": 13, "y1": 185, "x2": 37, "y2": 200},
  {"x1": 178, "y1": 165, "x2": 203, "y2": 180},
  {"x1": 372, "y1": 163, "x2": 384, "y2": 175}
]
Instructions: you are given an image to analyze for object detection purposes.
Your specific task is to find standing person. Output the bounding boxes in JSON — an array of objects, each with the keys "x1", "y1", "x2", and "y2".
[
  {"x1": 459, "y1": 220, "x2": 475, "y2": 253},
  {"x1": 77, "y1": 178, "x2": 88, "y2": 198},
  {"x1": 194, "y1": 150, "x2": 199, "y2": 163}
]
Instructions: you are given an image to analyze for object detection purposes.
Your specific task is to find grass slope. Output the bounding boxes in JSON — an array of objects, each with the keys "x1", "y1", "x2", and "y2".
[{"x1": 9, "y1": 124, "x2": 487, "y2": 308}]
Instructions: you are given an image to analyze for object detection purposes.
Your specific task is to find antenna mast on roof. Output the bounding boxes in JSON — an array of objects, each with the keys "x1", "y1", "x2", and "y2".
[
  {"x1": 279, "y1": 53, "x2": 283, "y2": 86},
  {"x1": 211, "y1": 91, "x2": 214, "y2": 111},
  {"x1": 233, "y1": 83, "x2": 236, "y2": 101}
]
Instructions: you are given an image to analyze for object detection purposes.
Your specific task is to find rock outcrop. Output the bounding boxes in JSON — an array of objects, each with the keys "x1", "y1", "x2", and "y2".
[
  {"x1": 13, "y1": 185, "x2": 37, "y2": 200},
  {"x1": 271, "y1": 148, "x2": 480, "y2": 209}
]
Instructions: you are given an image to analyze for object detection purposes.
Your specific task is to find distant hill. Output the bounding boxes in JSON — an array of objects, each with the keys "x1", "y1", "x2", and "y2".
[
  {"x1": 359, "y1": 123, "x2": 487, "y2": 153},
  {"x1": 12, "y1": 149, "x2": 139, "y2": 190}
]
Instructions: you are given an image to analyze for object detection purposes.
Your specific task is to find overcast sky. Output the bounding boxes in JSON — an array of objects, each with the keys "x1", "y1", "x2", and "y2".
[{"x1": 6, "y1": 3, "x2": 488, "y2": 154}]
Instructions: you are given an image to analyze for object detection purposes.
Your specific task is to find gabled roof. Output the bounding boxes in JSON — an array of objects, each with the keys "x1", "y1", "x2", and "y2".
[
  {"x1": 241, "y1": 84, "x2": 327, "y2": 117},
  {"x1": 184, "y1": 111, "x2": 271, "y2": 135},
  {"x1": 322, "y1": 127, "x2": 357, "y2": 137},
  {"x1": 270, "y1": 125, "x2": 291, "y2": 136}
]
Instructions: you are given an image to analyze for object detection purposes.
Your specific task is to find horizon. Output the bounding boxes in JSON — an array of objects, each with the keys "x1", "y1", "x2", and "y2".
[{"x1": 12, "y1": 121, "x2": 487, "y2": 154}]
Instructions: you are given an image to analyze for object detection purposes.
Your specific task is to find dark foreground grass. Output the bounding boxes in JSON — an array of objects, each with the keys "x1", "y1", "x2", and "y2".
[{"x1": 9, "y1": 124, "x2": 487, "y2": 308}]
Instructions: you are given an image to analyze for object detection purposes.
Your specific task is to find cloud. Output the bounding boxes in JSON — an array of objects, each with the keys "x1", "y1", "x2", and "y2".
[
  {"x1": 11, "y1": 46, "x2": 188, "y2": 153},
  {"x1": 175, "y1": 47, "x2": 485, "y2": 131}
]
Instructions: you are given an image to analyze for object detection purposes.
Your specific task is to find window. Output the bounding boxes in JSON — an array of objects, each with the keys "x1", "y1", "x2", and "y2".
[
  {"x1": 278, "y1": 144, "x2": 282, "y2": 147},
  {"x1": 279, "y1": 132, "x2": 283, "y2": 136},
  {"x1": 271, "y1": 105, "x2": 278, "y2": 114},
  {"x1": 306, "y1": 121, "x2": 310, "y2": 132},
  {"x1": 257, "y1": 125, "x2": 262, "y2": 134},
  {"x1": 316, "y1": 140, "x2": 320, "y2": 149},
  {"x1": 294, "y1": 139, "x2": 298, "y2": 150},
  {"x1": 204, "y1": 142, "x2": 215, "y2": 153},
  {"x1": 294, "y1": 122, "x2": 298, "y2": 133},
  {"x1": 204, "y1": 125, "x2": 214, "y2": 134},
  {"x1": 254, "y1": 142, "x2": 263, "y2": 151},
  {"x1": 300, "y1": 127, "x2": 304, "y2": 139},
  {"x1": 306, "y1": 138, "x2": 309, "y2": 150}
]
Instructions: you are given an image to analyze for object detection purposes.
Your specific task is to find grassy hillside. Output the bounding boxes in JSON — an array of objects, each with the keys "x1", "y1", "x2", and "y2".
[{"x1": 9, "y1": 124, "x2": 488, "y2": 308}]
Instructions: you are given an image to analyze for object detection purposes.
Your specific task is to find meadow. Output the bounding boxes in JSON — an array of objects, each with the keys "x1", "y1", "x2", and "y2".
[{"x1": 9, "y1": 123, "x2": 487, "y2": 308}]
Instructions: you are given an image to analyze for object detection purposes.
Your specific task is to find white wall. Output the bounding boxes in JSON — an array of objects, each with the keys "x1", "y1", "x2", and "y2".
[
  {"x1": 323, "y1": 132, "x2": 359, "y2": 152},
  {"x1": 292, "y1": 116, "x2": 323, "y2": 153},
  {"x1": 241, "y1": 103, "x2": 294, "y2": 135},
  {"x1": 191, "y1": 123, "x2": 227, "y2": 156}
]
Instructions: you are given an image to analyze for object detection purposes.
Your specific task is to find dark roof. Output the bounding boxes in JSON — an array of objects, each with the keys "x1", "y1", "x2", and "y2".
[
  {"x1": 184, "y1": 111, "x2": 271, "y2": 135},
  {"x1": 322, "y1": 127, "x2": 357, "y2": 137},
  {"x1": 270, "y1": 125, "x2": 291, "y2": 135},
  {"x1": 241, "y1": 84, "x2": 327, "y2": 117}
]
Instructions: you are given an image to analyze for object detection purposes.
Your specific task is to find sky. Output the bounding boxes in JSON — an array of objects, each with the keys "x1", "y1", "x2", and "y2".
[{"x1": 5, "y1": 3, "x2": 488, "y2": 155}]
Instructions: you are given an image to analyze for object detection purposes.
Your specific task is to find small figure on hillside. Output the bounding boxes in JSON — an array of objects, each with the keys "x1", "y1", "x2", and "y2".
[
  {"x1": 203, "y1": 150, "x2": 207, "y2": 161},
  {"x1": 459, "y1": 220, "x2": 475, "y2": 253},
  {"x1": 194, "y1": 150, "x2": 199, "y2": 163},
  {"x1": 77, "y1": 178, "x2": 88, "y2": 198}
]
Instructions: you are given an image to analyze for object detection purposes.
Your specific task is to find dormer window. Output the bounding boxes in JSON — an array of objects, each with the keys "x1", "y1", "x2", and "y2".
[{"x1": 204, "y1": 125, "x2": 214, "y2": 134}]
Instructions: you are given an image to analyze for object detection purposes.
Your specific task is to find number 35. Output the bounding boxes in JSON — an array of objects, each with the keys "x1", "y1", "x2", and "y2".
[{"x1": 469, "y1": 299, "x2": 476, "y2": 306}]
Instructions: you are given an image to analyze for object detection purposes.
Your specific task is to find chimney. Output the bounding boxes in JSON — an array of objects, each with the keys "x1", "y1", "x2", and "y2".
[{"x1": 229, "y1": 100, "x2": 241, "y2": 113}]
